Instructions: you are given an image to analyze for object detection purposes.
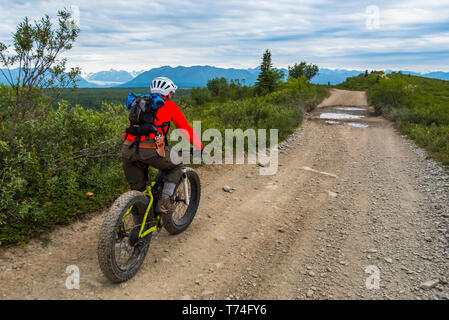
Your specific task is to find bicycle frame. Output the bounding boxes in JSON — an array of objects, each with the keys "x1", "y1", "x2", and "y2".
[
  {"x1": 120, "y1": 166, "x2": 189, "y2": 240},
  {"x1": 121, "y1": 181, "x2": 160, "y2": 239}
]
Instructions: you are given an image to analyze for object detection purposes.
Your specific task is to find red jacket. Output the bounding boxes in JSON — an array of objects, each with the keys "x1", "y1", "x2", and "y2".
[{"x1": 124, "y1": 99, "x2": 203, "y2": 150}]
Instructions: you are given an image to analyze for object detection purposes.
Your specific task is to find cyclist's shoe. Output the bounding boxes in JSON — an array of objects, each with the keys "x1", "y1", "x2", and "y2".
[{"x1": 156, "y1": 197, "x2": 176, "y2": 215}]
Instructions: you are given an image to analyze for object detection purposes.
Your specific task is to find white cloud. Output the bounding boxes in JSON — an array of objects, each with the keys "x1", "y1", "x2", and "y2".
[{"x1": 0, "y1": 0, "x2": 448, "y2": 72}]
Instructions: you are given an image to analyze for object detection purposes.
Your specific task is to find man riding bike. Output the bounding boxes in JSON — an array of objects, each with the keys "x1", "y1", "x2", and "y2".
[{"x1": 121, "y1": 76, "x2": 203, "y2": 215}]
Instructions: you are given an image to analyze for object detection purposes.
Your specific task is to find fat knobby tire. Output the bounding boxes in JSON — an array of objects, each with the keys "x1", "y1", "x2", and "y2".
[{"x1": 97, "y1": 191, "x2": 152, "y2": 283}]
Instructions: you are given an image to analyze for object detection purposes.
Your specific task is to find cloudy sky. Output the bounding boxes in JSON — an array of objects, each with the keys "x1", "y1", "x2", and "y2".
[{"x1": 0, "y1": 0, "x2": 448, "y2": 74}]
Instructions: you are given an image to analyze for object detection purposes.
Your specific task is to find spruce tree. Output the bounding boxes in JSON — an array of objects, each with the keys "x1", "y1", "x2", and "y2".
[{"x1": 255, "y1": 49, "x2": 283, "y2": 95}]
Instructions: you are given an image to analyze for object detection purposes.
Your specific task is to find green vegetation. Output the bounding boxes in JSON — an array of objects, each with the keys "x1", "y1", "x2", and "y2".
[
  {"x1": 188, "y1": 78, "x2": 254, "y2": 106},
  {"x1": 336, "y1": 70, "x2": 385, "y2": 91},
  {"x1": 0, "y1": 9, "x2": 81, "y2": 103},
  {"x1": 369, "y1": 73, "x2": 449, "y2": 165},
  {"x1": 0, "y1": 9, "x2": 122, "y2": 246},
  {"x1": 288, "y1": 62, "x2": 319, "y2": 81},
  {"x1": 0, "y1": 85, "x2": 129, "y2": 246},
  {"x1": 255, "y1": 49, "x2": 285, "y2": 96},
  {"x1": 338, "y1": 71, "x2": 449, "y2": 165}
]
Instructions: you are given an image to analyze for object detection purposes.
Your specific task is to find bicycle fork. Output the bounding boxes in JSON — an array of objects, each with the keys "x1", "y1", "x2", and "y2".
[{"x1": 182, "y1": 166, "x2": 190, "y2": 206}]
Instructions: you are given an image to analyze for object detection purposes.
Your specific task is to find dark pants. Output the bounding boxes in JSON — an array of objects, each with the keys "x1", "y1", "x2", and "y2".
[{"x1": 122, "y1": 143, "x2": 183, "y2": 191}]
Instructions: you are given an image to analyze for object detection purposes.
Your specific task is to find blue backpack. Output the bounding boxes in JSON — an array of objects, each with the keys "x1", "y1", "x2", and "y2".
[
  {"x1": 125, "y1": 92, "x2": 170, "y2": 145},
  {"x1": 126, "y1": 92, "x2": 165, "y2": 111}
]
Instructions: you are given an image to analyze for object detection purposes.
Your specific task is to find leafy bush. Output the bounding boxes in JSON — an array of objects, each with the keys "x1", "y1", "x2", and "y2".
[
  {"x1": 188, "y1": 78, "x2": 254, "y2": 106},
  {"x1": 364, "y1": 73, "x2": 449, "y2": 165},
  {"x1": 0, "y1": 85, "x2": 129, "y2": 245},
  {"x1": 368, "y1": 77, "x2": 411, "y2": 115},
  {"x1": 402, "y1": 124, "x2": 449, "y2": 165},
  {"x1": 337, "y1": 71, "x2": 385, "y2": 91},
  {"x1": 288, "y1": 62, "x2": 319, "y2": 81},
  {"x1": 0, "y1": 9, "x2": 81, "y2": 105},
  {"x1": 190, "y1": 87, "x2": 213, "y2": 105}
]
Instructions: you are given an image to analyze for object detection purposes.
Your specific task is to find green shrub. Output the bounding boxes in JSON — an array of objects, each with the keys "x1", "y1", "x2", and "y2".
[
  {"x1": 358, "y1": 73, "x2": 449, "y2": 166},
  {"x1": 368, "y1": 77, "x2": 411, "y2": 115},
  {"x1": 190, "y1": 87, "x2": 212, "y2": 105},
  {"x1": 0, "y1": 86, "x2": 129, "y2": 245},
  {"x1": 187, "y1": 78, "x2": 254, "y2": 106},
  {"x1": 336, "y1": 71, "x2": 385, "y2": 91}
]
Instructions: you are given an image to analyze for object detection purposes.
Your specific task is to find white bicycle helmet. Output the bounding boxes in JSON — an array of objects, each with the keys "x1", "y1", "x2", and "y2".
[{"x1": 150, "y1": 77, "x2": 178, "y2": 96}]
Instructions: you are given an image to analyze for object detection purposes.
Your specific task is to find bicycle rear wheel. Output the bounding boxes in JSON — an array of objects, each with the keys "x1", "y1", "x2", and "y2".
[
  {"x1": 162, "y1": 168, "x2": 201, "y2": 235},
  {"x1": 98, "y1": 191, "x2": 153, "y2": 282}
]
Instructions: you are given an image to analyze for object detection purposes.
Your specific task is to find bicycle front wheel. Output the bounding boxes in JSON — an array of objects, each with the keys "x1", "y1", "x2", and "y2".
[{"x1": 97, "y1": 191, "x2": 153, "y2": 283}]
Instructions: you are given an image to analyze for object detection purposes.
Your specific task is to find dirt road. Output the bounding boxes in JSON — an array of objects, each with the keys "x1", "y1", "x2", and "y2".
[{"x1": 1, "y1": 89, "x2": 449, "y2": 300}]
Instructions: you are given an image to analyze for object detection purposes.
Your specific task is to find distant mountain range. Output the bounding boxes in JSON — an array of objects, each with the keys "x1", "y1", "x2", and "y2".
[
  {"x1": 0, "y1": 68, "x2": 101, "y2": 88},
  {"x1": 79, "y1": 66, "x2": 449, "y2": 87},
  {"x1": 2, "y1": 66, "x2": 449, "y2": 88},
  {"x1": 0, "y1": 68, "x2": 144, "y2": 88},
  {"x1": 119, "y1": 66, "x2": 267, "y2": 88},
  {"x1": 388, "y1": 70, "x2": 449, "y2": 81},
  {"x1": 311, "y1": 69, "x2": 363, "y2": 85},
  {"x1": 83, "y1": 69, "x2": 144, "y2": 87}
]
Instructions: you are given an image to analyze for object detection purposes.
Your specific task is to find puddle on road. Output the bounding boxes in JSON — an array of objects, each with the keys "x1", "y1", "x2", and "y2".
[
  {"x1": 323, "y1": 120, "x2": 369, "y2": 128},
  {"x1": 320, "y1": 113, "x2": 365, "y2": 120},
  {"x1": 325, "y1": 120, "x2": 340, "y2": 125},
  {"x1": 317, "y1": 106, "x2": 370, "y2": 128},
  {"x1": 347, "y1": 122, "x2": 369, "y2": 128},
  {"x1": 335, "y1": 107, "x2": 366, "y2": 111}
]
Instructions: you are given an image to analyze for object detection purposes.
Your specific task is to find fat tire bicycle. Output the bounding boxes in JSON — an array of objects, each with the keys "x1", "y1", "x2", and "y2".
[{"x1": 97, "y1": 158, "x2": 201, "y2": 283}]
